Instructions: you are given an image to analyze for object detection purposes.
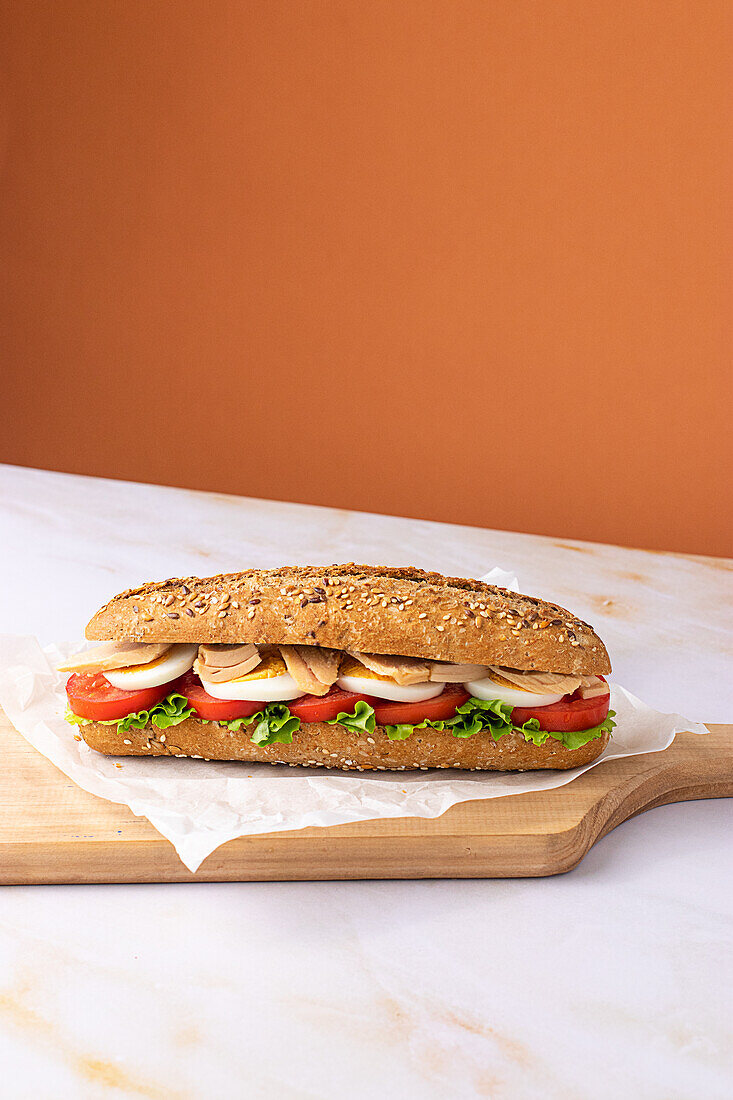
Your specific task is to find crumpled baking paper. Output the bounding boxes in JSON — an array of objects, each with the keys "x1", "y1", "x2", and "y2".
[{"x1": 0, "y1": 568, "x2": 708, "y2": 873}]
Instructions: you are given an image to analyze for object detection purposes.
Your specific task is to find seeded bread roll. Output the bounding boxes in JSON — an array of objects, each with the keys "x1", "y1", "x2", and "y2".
[
  {"x1": 86, "y1": 564, "x2": 610, "y2": 675},
  {"x1": 78, "y1": 717, "x2": 610, "y2": 771}
]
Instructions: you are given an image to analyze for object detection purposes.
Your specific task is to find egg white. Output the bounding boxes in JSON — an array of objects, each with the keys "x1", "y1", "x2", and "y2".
[
  {"x1": 105, "y1": 644, "x2": 197, "y2": 690},
  {"x1": 465, "y1": 674, "x2": 564, "y2": 708},
  {"x1": 200, "y1": 671, "x2": 301, "y2": 702},
  {"x1": 337, "y1": 673, "x2": 445, "y2": 703}
]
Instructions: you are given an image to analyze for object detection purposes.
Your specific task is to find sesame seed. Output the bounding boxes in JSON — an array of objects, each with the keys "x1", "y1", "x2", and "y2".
[
  {"x1": 418, "y1": 612, "x2": 427, "y2": 619},
  {"x1": 166, "y1": 612, "x2": 179, "y2": 619},
  {"x1": 123, "y1": 739, "x2": 132, "y2": 745},
  {"x1": 436, "y1": 624, "x2": 444, "y2": 632},
  {"x1": 218, "y1": 610, "x2": 227, "y2": 618}
]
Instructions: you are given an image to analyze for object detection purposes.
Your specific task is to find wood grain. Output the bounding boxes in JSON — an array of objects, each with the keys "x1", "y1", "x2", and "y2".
[{"x1": 0, "y1": 713, "x2": 730, "y2": 882}]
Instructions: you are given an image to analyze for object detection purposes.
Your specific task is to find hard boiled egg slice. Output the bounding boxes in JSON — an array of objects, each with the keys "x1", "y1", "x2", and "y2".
[
  {"x1": 105, "y1": 644, "x2": 197, "y2": 690},
  {"x1": 465, "y1": 671, "x2": 564, "y2": 708},
  {"x1": 199, "y1": 650, "x2": 301, "y2": 702},
  {"x1": 337, "y1": 657, "x2": 445, "y2": 703}
]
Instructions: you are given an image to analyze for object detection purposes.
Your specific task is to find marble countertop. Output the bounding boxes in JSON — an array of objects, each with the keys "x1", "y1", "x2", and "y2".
[{"x1": 0, "y1": 464, "x2": 730, "y2": 1098}]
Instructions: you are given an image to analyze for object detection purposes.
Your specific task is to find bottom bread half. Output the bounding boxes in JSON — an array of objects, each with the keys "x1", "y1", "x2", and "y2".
[{"x1": 78, "y1": 717, "x2": 610, "y2": 771}]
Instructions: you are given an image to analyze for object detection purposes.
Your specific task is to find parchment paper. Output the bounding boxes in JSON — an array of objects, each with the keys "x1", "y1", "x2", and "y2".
[{"x1": 0, "y1": 569, "x2": 707, "y2": 872}]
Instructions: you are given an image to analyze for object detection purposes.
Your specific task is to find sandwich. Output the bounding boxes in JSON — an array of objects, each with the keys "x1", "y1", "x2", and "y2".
[{"x1": 61, "y1": 565, "x2": 615, "y2": 771}]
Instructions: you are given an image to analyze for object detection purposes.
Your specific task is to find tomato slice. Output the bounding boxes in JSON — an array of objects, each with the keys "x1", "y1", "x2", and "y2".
[
  {"x1": 176, "y1": 669, "x2": 265, "y2": 722},
  {"x1": 289, "y1": 687, "x2": 378, "y2": 723},
  {"x1": 511, "y1": 683, "x2": 610, "y2": 732},
  {"x1": 372, "y1": 684, "x2": 470, "y2": 727},
  {"x1": 66, "y1": 672, "x2": 171, "y2": 721}
]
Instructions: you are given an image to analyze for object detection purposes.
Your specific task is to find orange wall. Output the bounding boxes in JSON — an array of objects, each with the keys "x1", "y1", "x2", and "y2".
[{"x1": 0, "y1": 1, "x2": 731, "y2": 556}]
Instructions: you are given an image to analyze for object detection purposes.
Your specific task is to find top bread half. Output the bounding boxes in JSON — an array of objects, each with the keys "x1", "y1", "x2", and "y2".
[{"x1": 86, "y1": 564, "x2": 611, "y2": 676}]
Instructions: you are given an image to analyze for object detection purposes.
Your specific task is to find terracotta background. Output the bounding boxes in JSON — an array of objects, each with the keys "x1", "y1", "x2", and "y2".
[{"x1": 0, "y1": 1, "x2": 730, "y2": 556}]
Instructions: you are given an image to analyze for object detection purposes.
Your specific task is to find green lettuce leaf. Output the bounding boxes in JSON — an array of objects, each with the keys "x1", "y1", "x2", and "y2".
[
  {"x1": 202, "y1": 704, "x2": 302, "y2": 745},
  {"x1": 444, "y1": 697, "x2": 515, "y2": 739},
  {"x1": 65, "y1": 692, "x2": 194, "y2": 733},
  {"x1": 247, "y1": 704, "x2": 301, "y2": 746},
  {"x1": 326, "y1": 700, "x2": 376, "y2": 734},
  {"x1": 551, "y1": 711, "x2": 616, "y2": 750}
]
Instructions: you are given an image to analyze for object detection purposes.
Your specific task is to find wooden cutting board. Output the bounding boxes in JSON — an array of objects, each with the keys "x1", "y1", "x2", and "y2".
[{"x1": 0, "y1": 712, "x2": 730, "y2": 882}]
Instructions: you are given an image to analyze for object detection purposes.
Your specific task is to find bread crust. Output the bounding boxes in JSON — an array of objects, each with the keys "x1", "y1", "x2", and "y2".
[
  {"x1": 86, "y1": 564, "x2": 610, "y2": 675},
  {"x1": 78, "y1": 716, "x2": 610, "y2": 772}
]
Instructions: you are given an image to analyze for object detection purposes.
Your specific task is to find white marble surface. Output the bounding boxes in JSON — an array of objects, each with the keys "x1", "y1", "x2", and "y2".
[{"x1": 0, "y1": 464, "x2": 731, "y2": 1099}]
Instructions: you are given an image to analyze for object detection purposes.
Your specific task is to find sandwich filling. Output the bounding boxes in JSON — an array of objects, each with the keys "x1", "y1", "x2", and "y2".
[{"x1": 63, "y1": 641, "x2": 615, "y2": 752}]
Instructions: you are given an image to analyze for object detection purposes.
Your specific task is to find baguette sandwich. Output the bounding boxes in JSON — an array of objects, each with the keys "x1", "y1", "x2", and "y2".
[{"x1": 62, "y1": 565, "x2": 615, "y2": 771}]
